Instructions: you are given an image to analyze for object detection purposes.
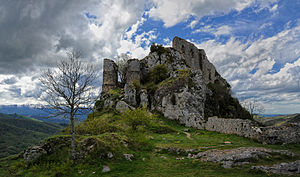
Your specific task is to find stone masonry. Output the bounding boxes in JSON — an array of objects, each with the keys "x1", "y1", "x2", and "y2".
[
  {"x1": 125, "y1": 59, "x2": 141, "y2": 84},
  {"x1": 102, "y1": 59, "x2": 118, "y2": 93}
]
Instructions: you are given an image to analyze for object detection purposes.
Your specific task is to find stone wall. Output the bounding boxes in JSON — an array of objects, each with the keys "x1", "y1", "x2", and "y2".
[
  {"x1": 205, "y1": 117, "x2": 300, "y2": 144},
  {"x1": 102, "y1": 59, "x2": 118, "y2": 93},
  {"x1": 125, "y1": 59, "x2": 141, "y2": 84},
  {"x1": 205, "y1": 117, "x2": 261, "y2": 139}
]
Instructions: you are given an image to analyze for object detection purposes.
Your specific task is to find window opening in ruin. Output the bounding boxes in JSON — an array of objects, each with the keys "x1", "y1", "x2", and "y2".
[
  {"x1": 181, "y1": 45, "x2": 185, "y2": 54},
  {"x1": 190, "y1": 49, "x2": 194, "y2": 58}
]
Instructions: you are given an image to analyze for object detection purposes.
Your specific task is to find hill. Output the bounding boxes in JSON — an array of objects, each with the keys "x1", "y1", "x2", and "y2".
[
  {"x1": 0, "y1": 113, "x2": 66, "y2": 158},
  {"x1": 255, "y1": 113, "x2": 300, "y2": 126},
  {"x1": 0, "y1": 109, "x2": 299, "y2": 176},
  {"x1": 0, "y1": 38, "x2": 299, "y2": 176}
]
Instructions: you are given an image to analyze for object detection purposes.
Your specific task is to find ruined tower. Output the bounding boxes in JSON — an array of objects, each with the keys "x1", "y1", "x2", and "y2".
[
  {"x1": 102, "y1": 59, "x2": 118, "y2": 93},
  {"x1": 172, "y1": 36, "x2": 216, "y2": 84}
]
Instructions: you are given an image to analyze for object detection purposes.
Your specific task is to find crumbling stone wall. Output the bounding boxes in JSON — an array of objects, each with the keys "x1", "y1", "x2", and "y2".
[
  {"x1": 125, "y1": 59, "x2": 141, "y2": 84},
  {"x1": 102, "y1": 59, "x2": 118, "y2": 93},
  {"x1": 205, "y1": 117, "x2": 261, "y2": 139},
  {"x1": 205, "y1": 117, "x2": 300, "y2": 144}
]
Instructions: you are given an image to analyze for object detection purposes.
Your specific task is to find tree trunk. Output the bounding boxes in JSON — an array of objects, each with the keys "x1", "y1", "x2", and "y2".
[{"x1": 70, "y1": 116, "x2": 75, "y2": 160}]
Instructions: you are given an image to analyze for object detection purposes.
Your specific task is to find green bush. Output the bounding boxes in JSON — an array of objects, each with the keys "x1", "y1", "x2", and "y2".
[
  {"x1": 75, "y1": 113, "x2": 122, "y2": 135},
  {"x1": 149, "y1": 64, "x2": 169, "y2": 84},
  {"x1": 150, "y1": 43, "x2": 167, "y2": 55},
  {"x1": 204, "y1": 82, "x2": 252, "y2": 119},
  {"x1": 121, "y1": 108, "x2": 154, "y2": 132}
]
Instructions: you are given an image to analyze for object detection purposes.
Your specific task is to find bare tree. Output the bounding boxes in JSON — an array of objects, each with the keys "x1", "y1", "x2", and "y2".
[
  {"x1": 241, "y1": 99, "x2": 265, "y2": 118},
  {"x1": 115, "y1": 53, "x2": 130, "y2": 84},
  {"x1": 39, "y1": 51, "x2": 99, "y2": 160}
]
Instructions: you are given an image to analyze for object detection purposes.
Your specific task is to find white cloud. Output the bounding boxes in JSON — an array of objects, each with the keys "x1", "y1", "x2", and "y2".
[
  {"x1": 149, "y1": 0, "x2": 277, "y2": 27},
  {"x1": 194, "y1": 25, "x2": 232, "y2": 36},
  {"x1": 196, "y1": 25, "x2": 300, "y2": 114},
  {"x1": 187, "y1": 20, "x2": 198, "y2": 29}
]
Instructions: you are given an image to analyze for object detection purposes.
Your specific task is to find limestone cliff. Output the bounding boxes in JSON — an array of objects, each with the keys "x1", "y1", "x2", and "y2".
[{"x1": 96, "y1": 37, "x2": 250, "y2": 129}]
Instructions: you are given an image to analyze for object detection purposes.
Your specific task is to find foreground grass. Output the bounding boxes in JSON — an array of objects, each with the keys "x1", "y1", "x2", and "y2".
[{"x1": 0, "y1": 109, "x2": 299, "y2": 177}]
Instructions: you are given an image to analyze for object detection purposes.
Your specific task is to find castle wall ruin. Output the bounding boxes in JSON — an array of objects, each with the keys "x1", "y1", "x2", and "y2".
[
  {"x1": 172, "y1": 37, "x2": 216, "y2": 84},
  {"x1": 102, "y1": 59, "x2": 118, "y2": 93}
]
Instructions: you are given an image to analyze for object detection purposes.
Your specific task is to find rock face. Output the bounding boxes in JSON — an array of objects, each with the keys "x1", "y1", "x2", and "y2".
[
  {"x1": 172, "y1": 37, "x2": 217, "y2": 84},
  {"x1": 251, "y1": 160, "x2": 300, "y2": 175},
  {"x1": 96, "y1": 36, "x2": 300, "y2": 145},
  {"x1": 97, "y1": 37, "x2": 211, "y2": 129},
  {"x1": 23, "y1": 146, "x2": 47, "y2": 163},
  {"x1": 23, "y1": 136, "x2": 70, "y2": 163},
  {"x1": 189, "y1": 147, "x2": 296, "y2": 169}
]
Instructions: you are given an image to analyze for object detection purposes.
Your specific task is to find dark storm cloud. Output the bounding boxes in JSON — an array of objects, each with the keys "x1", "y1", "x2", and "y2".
[
  {"x1": 7, "y1": 86, "x2": 21, "y2": 97},
  {"x1": 0, "y1": 0, "x2": 109, "y2": 74}
]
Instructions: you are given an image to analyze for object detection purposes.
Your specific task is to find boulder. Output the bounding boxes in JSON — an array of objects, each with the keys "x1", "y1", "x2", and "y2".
[
  {"x1": 116, "y1": 100, "x2": 134, "y2": 112},
  {"x1": 123, "y1": 84, "x2": 137, "y2": 107},
  {"x1": 23, "y1": 146, "x2": 47, "y2": 163},
  {"x1": 251, "y1": 160, "x2": 300, "y2": 175}
]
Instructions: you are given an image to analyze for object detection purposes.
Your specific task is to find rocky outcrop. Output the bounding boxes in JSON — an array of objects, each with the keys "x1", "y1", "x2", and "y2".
[
  {"x1": 189, "y1": 147, "x2": 296, "y2": 168},
  {"x1": 23, "y1": 146, "x2": 47, "y2": 163},
  {"x1": 97, "y1": 37, "x2": 299, "y2": 145},
  {"x1": 251, "y1": 160, "x2": 300, "y2": 175},
  {"x1": 259, "y1": 123, "x2": 300, "y2": 144},
  {"x1": 23, "y1": 136, "x2": 70, "y2": 163}
]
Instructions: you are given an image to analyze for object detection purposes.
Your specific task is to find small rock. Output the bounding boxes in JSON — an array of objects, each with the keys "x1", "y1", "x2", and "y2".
[
  {"x1": 107, "y1": 152, "x2": 113, "y2": 159},
  {"x1": 124, "y1": 154, "x2": 134, "y2": 161},
  {"x1": 160, "y1": 156, "x2": 168, "y2": 159},
  {"x1": 102, "y1": 165, "x2": 111, "y2": 173},
  {"x1": 162, "y1": 138, "x2": 166, "y2": 140},
  {"x1": 184, "y1": 128, "x2": 190, "y2": 132},
  {"x1": 224, "y1": 141, "x2": 232, "y2": 144}
]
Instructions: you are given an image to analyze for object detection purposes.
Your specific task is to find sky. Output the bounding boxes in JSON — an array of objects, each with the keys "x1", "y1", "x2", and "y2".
[{"x1": 0, "y1": 0, "x2": 299, "y2": 114}]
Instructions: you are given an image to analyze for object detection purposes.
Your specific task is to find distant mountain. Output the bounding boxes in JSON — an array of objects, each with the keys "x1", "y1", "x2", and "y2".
[
  {"x1": 0, "y1": 105, "x2": 88, "y2": 124},
  {"x1": 0, "y1": 113, "x2": 66, "y2": 158}
]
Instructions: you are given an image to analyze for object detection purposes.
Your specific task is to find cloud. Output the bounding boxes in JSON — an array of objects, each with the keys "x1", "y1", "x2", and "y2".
[
  {"x1": 2, "y1": 77, "x2": 17, "y2": 85},
  {"x1": 196, "y1": 24, "x2": 300, "y2": 113},
  {"x1": 148, "y1": 0, "x2": 277, "y2": 27},
  {"x1": 193, "y1": 25, "x2": 232, "y2": 36},
  {"x1": 0, "y1": 0, "x2": 147, "y2": 75}
]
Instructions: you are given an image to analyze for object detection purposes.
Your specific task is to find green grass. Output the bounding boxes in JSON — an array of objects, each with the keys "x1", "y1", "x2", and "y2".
[
  {"x1": 0, "y1": 113, "x2": 66, "y2": 158},
  {"x1": 0, "y1": 110, "x2": 299, "y2": 177}
]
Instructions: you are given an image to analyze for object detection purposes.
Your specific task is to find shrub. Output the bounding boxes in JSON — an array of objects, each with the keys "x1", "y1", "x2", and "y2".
[
  {"x1": 205, "y1": 82, "x2": 252, "y2": 119},
  {"x1": 150, "y1": 43, "x2": 166, "y2": 55},
  {"x1": 149, "y1": 64, "x2": 169, "y2": 84},
  {"x1": 121, "y1": 108, "x2": 154, "y2": 132}
]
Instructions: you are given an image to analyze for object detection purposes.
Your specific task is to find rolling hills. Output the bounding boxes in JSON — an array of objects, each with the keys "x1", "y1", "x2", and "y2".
[{"x1": 0, "y1": 113, "x2": 66, "y2": 158}]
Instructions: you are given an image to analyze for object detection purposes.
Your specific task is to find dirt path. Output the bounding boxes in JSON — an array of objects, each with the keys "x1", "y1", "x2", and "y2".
[{"x1": 183, "y1": 132, "x2": 192, "y2": 140}]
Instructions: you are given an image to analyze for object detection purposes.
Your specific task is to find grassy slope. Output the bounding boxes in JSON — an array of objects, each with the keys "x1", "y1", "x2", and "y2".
[
  {"x1": 0, "y1": 110, "x2": 299, "y2": 177},
  {"x1": 254, "y1": 114, "x2": 300, "y2": 126},
  {"x1": 0, "y1": 113, "x2": 65, "y2": 158}
]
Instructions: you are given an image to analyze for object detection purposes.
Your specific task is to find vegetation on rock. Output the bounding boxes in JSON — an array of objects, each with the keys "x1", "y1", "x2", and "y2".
[{"x1": 205, "y1": 81, "x2": 252, "y2": 119}]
